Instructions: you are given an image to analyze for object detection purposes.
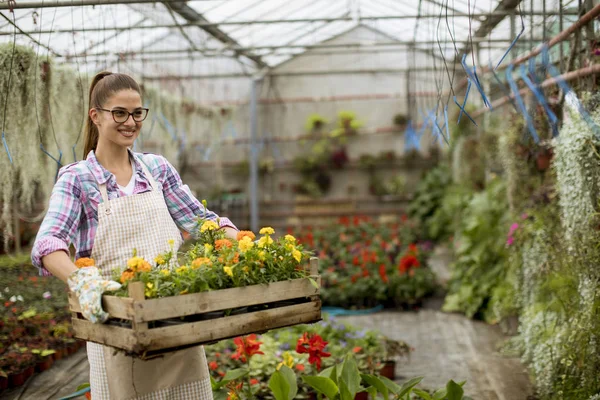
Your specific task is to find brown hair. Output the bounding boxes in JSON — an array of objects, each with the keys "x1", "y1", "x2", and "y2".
[{"x1": 83, "y1": 72, "x2": 142, "y2": 157}]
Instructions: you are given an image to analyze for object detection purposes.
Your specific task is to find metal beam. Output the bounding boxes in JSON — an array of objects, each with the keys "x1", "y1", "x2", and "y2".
[
  {"x1": 0, "y1": 0, "x2": 200, "y2": 9},
  {"x1": 0, "y1": 11, "x2": 579, "y2": 35},
  {"x1": 141, "y1": 67, "x2": 467, "y2": 80},
  {"x1": 163, "y1": 1, "x2": 268, "y2": 69}
]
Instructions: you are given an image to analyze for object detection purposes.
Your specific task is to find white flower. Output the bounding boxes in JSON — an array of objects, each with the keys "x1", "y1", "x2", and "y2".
[
  {"x1": 42, "y1": 292, "x2": 52, "y2": 299},
  {"x1": 16, "y1": 295, "x2": 23, "y2": 302},
  {"x1": 4, "y1": 287, "x2": 9, "y2": 293},
  {"x1": 9, "y1": 295, "x2": 16, "y2": 302}
]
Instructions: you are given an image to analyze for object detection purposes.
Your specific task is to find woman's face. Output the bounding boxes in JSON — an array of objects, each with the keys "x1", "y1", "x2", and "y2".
[{"x1": 90, "y1": 89, "x2": 143, "y2": 150}]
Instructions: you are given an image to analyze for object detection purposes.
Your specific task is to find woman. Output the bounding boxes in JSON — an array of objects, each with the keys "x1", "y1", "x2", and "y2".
[{"x1": 31, "y1": 71, "x2": 238, "y2": 399}]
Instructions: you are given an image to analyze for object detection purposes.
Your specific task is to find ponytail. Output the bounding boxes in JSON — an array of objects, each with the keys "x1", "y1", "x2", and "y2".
[{"x1": 83, "y1": 71, "x2": 141, "y2": 158}]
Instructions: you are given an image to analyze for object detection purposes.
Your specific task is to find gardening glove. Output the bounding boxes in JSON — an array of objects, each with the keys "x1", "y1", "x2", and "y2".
[{"x1": 67, "y1": 267, "x2": 122, "y2": 324}]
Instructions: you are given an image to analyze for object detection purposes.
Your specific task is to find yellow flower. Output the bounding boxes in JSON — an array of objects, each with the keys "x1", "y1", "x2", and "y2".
[
  {"x1": 243, "y1": 266, "x2": 249, "y2": 273},
  {"x1": 155, "y1": 255, "x2": 166, "y2": 265},
  {"x1": 257, "y1": 236, "x2": 273, "y2": 248},
  {"x1": 191, "y1": 257, "x2": 212, "y2": 269},
  {"x1": 237, "y1": 230, "x2": 256, "y2": 241},
  {"x1": 259, "y1": 227, "x2": 275, "y2": 235},
  {"x1": 258, "y1": 251, "x2": 266, "y2": 261},
  {"x1": 168, "y1": 239, "x2": 175, "y2": 247},
  {"x1": 284, "y1": 234, "x2": 296, "y2": 243},
  {"x1": 200, "y1": 220, "x2": 219, "y2": 232},
  {"x1": 127, "y1": 256, "x2": 144, "y2": 270},
  {"x1": 160, "y1": 269, "x2": 170, "y2": 276},
  {"x1": 204, "y1": 244, "x2": 213, "y2": 254},
  {"x1": 292, "y1": 249, "x2": 302, "y2": 263},
  {"x1": 238, "y1": 236, "x2": 255, "y2": 252},
  {"x1": 146, "y1": 282, "x2": 153, "y2": 289},
  {"x1": 277, "y1": 351, "x2": 294, "y2": 370},
  {"x1": 223, "y1": 266, "x2": 234, "y2": 277},
  {"x1": 176, "y1": 265, "x2": 189, "y2": 274}
]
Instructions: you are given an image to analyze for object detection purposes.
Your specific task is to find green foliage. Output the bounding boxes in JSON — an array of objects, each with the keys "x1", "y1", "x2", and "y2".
[
  {"x1": 407, "y1": 166, "x2": 453, "y2": 240},
  {"x1": 442, "y1": 179, "x2": 509, "y2": 320},
  {"x1": 305, "y1": 114, "x2": 329, "y2": 132}
]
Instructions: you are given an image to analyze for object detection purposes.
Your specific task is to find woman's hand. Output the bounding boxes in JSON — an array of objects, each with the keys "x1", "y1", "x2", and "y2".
[{"x1": 67, "y1": 267, "x2": 122, "y2": 324}]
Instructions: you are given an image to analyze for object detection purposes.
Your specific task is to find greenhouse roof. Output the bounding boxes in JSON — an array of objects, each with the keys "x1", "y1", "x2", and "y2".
[{"x1": 0, "y1": 0, "x2": 579, "y2": 77}]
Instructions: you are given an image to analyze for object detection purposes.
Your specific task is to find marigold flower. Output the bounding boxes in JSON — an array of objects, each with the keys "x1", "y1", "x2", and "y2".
[
  {"x1": 74, "y1": 258, "x2": 95, "y2": 268},
  {"x1": 215, "y1": 239, "x2": 233, "y2": 251},
  {"x1": 292, "y1": 249, "x2": 302, "y2": 263},
  {"x1": 284, "y1": 234, "x2": 296, "y2": 243},
  {"x1": 176, "y1": 265, "x2": 189, "y2": 274},
  {"x1": 257, "y1": 236, "x2": 273, "y2": 248},
  {"x1": 238, "y1": 236, "x2": 254, "y2": 252},
  {"x1": 120, "y1": 269, "x2": 135, "y2": 284},
  {"x1": 138, "y1": 261, "x2": 151, "y2": 273},
  {"x1": 191, "y1": 257, "x2": 212, "y2": 269},
  {"x1": 236, "y1": 230, "x2": 256, "y2": 241},
  {"x1": 168, "y1": 239, "x2": 175, "y2": 247},
  {"x1": 258, "y1": 251, "x2": 266, "y2": 261},
  {"x1": 223, "y1": 266, "x2": 234, "y2": 277},
  {"x1": 155, "y1": 255, "x2": 166, "y2": 266},
  {"x1": 200, "y1": 220, "x2": 219, "y2": 232},
  {"x1": 204, "y1": 244, "x2": 214, "y2": 254},
  {"x1": 259, "y1": 227, "x2": 275, "y2": 235},
  {"x1": 232, "y1": 252, "x2": 240, "y2": 264},
  {"x1": 160, "y1": 269, "x2": 170, "y2": 276}
]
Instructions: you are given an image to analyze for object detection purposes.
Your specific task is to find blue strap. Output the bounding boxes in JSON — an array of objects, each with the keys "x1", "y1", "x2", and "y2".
[
  {"x1": 541, "y1": 44, "x2": 600, "y2": 138},
  {"x1": 40, "y1": 144, "x2": 63, "y2": 181},
  {"x1": 495, "y1": 15, "x2": 525, "y2": 70},
  {"x1": 428, "y1": 109, "x2": 449, "y2": 145},
  {"x1": 528, "y1": 57, "x2": 540, "y2": 85},
  {"x1": 506, "y1": 64, "x2": 539, "y2": 143},
  {"x1": 461, "y1": 54, "x2": 492, "y2": 109},
  {"x1": 489, "y1": 61, "x2": 518, "y2": 112},
  {"x1": 58, "y1": 386, "x2": 90, "y2": 399},
  {"x1": 404, "y1": 121, "x2": 419, "y2": 152},
  {"x1": 519, "y1": 64, "x2": 559, "y2": 137},
  {"x1": 2, "y1": 131, "x2": 13, "y2": 164}
]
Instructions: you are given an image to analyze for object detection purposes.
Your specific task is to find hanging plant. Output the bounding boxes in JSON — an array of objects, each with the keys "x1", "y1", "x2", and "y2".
[
  {"x1": 304, "y1": 113, "x2": 328, "y2": 133},
  {"x1": 393, "y1": 113, "x2": 408, "y2": 128},
  {"x1": 330, "y1": 110, "x2": 363, "y2": 137}
]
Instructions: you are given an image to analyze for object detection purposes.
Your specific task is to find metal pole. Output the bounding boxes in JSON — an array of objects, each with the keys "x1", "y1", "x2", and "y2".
[
  {"x1": 249, "y1": 74, "x2": 263, "y2": 233},
  {"x1": 559, "y1": 0, "x2": 564, "y2": 72}
]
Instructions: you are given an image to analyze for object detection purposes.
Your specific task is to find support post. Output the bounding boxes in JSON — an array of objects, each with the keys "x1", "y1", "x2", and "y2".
[
  {"x1": 13, "y1": 193, "x2": 20, "y2": 254},
  {"x1": 249, "y1": 74, "x2": 264, "y2": 233}
]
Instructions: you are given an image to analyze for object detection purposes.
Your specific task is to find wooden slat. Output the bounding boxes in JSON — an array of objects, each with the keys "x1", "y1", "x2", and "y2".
[
  {"x1": 69, "y1": 292, "x2": 135, "y2": 321},
  {"x1": 141, "y1": 300, "x2": 322, "y2": 352},
  {"x1": 131, "y1": 276, "x2": 320, "y2": 323},
  {"x1": 71, "y1": 318, "x2": 139, "y2": 352}
]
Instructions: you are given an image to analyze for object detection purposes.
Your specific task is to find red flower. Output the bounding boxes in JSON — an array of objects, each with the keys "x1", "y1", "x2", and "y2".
[
  {"x1": 215, "y1": 352, "x2": 221, "y2": 358},
  {"x1": 399, "y1": 255, "x2": 420, "y2": 274},
  {"x1": 351, "y1": 274, "x2": 359, "y2": 283},
  {"x1": 218, "y1": 371, "x2": 226, "y2": 377},
  {"x1": 362, "y1": 268, "x2": 369, "y2": 278},
  {"x1": 352, "y1": 346, "x2": 362, "y2": 353},
  {"x1": 339, "y1": 216, "x2": 350, "y2": 226},
  {"x1": 378, "y1": 264, "x2": 388, "y2": 283},
  {"x1": 232, "y1": 334, "x2": 264, "y2": 363},
  {"x1": 85, "y1": 392, "x2": 91, "y2": 400},
  {"x1": 4, "y1": 302, "x2": 10, "y2": 307},
  {"x1": 296, "y1": 333, "x2": 331, "y2": 371},
  {"x1": 408, "y1": 243, "x2": 418, "y2": 254},
  {"x1": 208, "y1": 361, "x2": 218, "y2": 370},
  {"x1": 352, "y1": 256, "x2": 360, "y2": 266},
  {"x1": 295, "y1": 364, "x2": 305, "y2": 372},
  {"x1": 250, "y1": 378, "x2": 259, "y2": 386}
]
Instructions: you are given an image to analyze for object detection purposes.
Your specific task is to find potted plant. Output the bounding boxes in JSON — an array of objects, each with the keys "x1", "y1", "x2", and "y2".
[
  {"x1": 32, "y1": 349, "x2": 55, "y2": 372},
  {"x1": 393, "y1": 113, "x2": 408, "y2": 128},
  {"x1": 305, "y1": 114, "x2": 329, "y2": 134},
  {"x1": 331, "y1": 110, "x2": 363, "y2": 137}
]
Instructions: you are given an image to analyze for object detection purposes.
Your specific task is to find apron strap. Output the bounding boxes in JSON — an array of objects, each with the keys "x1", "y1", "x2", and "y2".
[{"x1": 135, "y1": 155, "x2": 159, "y2": 191}]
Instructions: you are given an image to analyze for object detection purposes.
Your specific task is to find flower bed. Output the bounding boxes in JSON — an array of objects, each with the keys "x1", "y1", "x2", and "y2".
[
  {"x1": 0, "y1": 254, "x2": 83, "y2": 390},
  {"x1": 291, "y1": 217, "x2": 436, "y2": 309}
]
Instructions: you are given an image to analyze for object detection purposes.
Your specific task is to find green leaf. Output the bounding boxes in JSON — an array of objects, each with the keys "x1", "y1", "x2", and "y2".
[
  {"x1": 366, "y1": 386, "x2": 378, "y2": 399},
  {"x1": 412, "y1": 388, "x2": 432, "y2": 400},
  {"x1": 446, "y1": 380, "x2": 464, "y2": 400},
  {"x1": 302, "y1": 376, "x2": 339, "y2": 399},
  {"x1": 279, "y1": 365, "x2": 298, "y2": 400},
  {"x1": 308, "y1": 277, "x2": 319, "y2": 288},
  {"x1": 398, "y1": 376, "x2": 424, "y2": 397},
  {"x1": 361, "y1": 374, "x2": 389, "y2": 399},
  {"x1": 319, "y1": 366, "x2": 335, "y2": 379},
  {"x1": 76, "y1": 383, "x2": 90, "y2": 391},
  {"x1": 213, "y1": 389, "x2": 229, "y2": 400},
  {"x1": 269, "y1": 370, "x2": 290, "y2": 400},
  {"x1": 222, "y1": 368, "x2": 249, "y2": 382},
  {"x1": 379, "y1": 376, "x2": 403, "y2": 395},
  {"x1": 432, "y1": 388, "x2": 447, "y2": 400},
  {"x1": 339, "y1": 379, "x2": 354, "y2": 400},
  {"x1": 340, "y1": 355, "x2": 361, "y2": 396}
]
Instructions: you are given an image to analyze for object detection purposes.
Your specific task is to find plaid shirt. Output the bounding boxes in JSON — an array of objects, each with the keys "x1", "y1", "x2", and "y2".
[{"x1": 31, "y1": 150, "x2": 237, "y2": 276}]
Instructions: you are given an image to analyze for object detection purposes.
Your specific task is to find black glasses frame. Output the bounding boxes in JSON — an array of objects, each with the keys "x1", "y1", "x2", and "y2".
[{"x1": 96, "y1": 107, "x2": 149, "y2": 123}]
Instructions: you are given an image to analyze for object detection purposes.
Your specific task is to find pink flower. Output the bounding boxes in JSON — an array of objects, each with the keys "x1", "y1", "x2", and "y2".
[
  {"x1": 508, "y1": 223, "x2": 519, "y2": 235},
  {"x1": 506, "y1": 237, "x2": 514, "y2": 246},
  {"x1": 521, "y1": 213, "x2": 528, "y2": 220}
]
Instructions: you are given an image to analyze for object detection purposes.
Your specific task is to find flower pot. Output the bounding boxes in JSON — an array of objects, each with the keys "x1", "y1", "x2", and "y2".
[
  {"x1": 36, "y1": 357, "x2": 54, "y2": 372},
  {"x1": 379, "y1": 360, "x2": 396, "y2": 379},
  {"x1": 52, "y1": 348, "x2": 65, "y2": 361},
  {"x1": 0, "y1": 375, "x2": 8, "y2": 391},
  {"x1": 8, "y1": 371, "x2": 26, "y2": 388},
  {"x1": 536, "y1": 151, "x2": 552, "y2": 171},
  {"x1": 23, "y1": 366, "x2": 34, "y2": 380}
]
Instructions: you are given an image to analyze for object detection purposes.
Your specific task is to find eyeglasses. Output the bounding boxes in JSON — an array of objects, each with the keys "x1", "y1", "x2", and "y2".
[{"x1": 96, "y1": 107, "x2": 149, "y2": 123}]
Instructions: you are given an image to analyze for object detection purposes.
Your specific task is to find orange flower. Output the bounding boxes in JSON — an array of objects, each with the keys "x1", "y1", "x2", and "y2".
[
  {"x1": 250, "y1": 378, "x2": 259, "y2": 386},
  {"x1": 137, "y1": 261, "x2": 151, "y2": 273},
  {"x1": 352, "y1": 346, "x2": 362, "y2": 353},
  {"x1": 231, "y1": 334, "x2": 264, "y2": 363},
  {"x1": 75, "y1": 257, "x2": 95, "y2": 268},
  {"x1": 295, "y1": 364, "x2": 305, "y2": 372},
  {"x1": 208, "y1": 361, "x2": 218, "y2": 370},
  {"x1": 120, "y1": 269, "x2": 135, "y2": 284},
  {"x1": 232, "y1": 252, "x2": 240, "y2": 264},
  {"x1": 191, "y1": 257, "x2": 212, "y2": 269},
  {"x1": 236, "y1": 230, "x2": 256, "y2": 241},
  {"x1": 85, "y1": 392, "x2": 91, "y2": 400},
  {"x1": 215, "y1": 239, "x2": 233, "y2": 250}
]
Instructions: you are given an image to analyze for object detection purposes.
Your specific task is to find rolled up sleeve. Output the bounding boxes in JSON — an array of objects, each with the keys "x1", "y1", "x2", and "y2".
[{"x1": 31, "y1": 169, "x2": 82, "y2": 275}]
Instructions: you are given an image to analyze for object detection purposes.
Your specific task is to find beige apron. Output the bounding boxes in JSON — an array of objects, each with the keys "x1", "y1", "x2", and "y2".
[{"x1": 86, "y1": 157, "x2": 212, "y2": 400}]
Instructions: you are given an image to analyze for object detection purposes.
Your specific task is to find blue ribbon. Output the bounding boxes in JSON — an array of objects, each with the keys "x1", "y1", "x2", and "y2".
[
  {"x1": 461, "y1": 54, "x2": 492, "y2": 109},
  {"x1": 495, "y1": 15, "x2": 525, "y2": 70},
  {"x1": 404, "y1": 121, "x2": 420, "y2": 152},
  {"x1": 541, "y1": 44, "x2": 600, "y2": 138},
  {"x1": 453, "y1": 78, "x2": 478, "y2": 126},
  {"x1": 489, "y1": 61, "x2": 518, "y2": 112},
  {"x1": 2, "y1": 131, "x2": 12, "y2": 164},
  {"x1": 40, "y1": 144, "x2": 63, "y2": 182},
  {"x1": 506, "y1": 64, "x2": 539, "y2": 143},
  {"x1": 519, "y1": 64, "x2": 559, "y2": 137}
]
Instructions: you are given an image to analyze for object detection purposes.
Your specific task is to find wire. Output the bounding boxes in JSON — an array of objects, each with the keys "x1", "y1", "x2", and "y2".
[{"x1": 1, "y1": 11, "x2": 16, "y2": 141}]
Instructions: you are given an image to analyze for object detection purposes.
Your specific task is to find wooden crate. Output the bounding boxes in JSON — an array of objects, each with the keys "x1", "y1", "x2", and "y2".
[{"x1": 69, "y1": 258, "x2": 321, "y2": 359}]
